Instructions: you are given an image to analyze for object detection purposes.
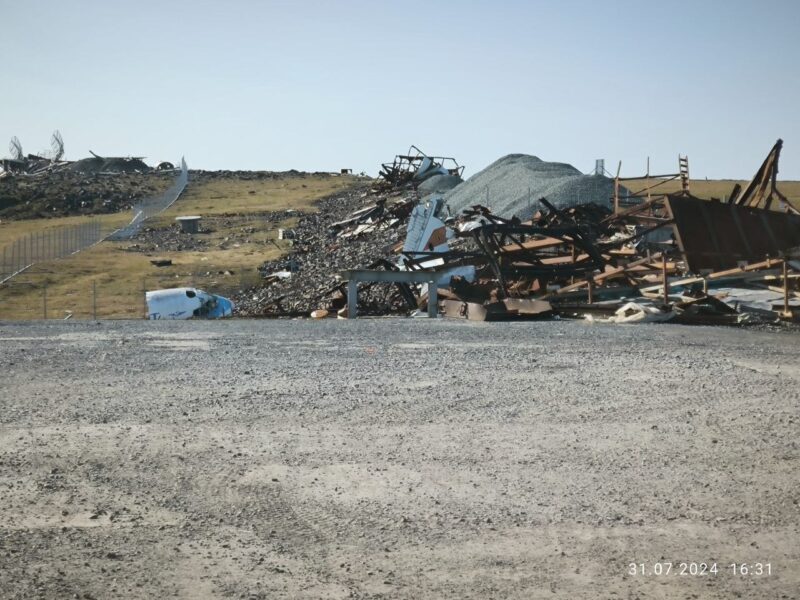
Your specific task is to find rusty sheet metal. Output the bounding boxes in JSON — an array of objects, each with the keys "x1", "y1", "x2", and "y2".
[{"x1": 666, "y1": 194, "x2": 800, "y2": 272}]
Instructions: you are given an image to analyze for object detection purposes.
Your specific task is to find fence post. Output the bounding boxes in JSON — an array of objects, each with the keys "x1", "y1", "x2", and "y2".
[
  {"x1": 43, "y1": 283, "x2": 48, "y2": 319},
  {"x1": 93, "y1": 280, "x2": 97, "y2": 320},
  {"x1": 142, "y1": 278, "x2": 147, "y2": 319}
]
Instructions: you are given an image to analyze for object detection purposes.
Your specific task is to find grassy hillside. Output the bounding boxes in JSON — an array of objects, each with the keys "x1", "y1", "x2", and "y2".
[{"x1": 0, "y1": 173, "x2": 359, "y2": 319}]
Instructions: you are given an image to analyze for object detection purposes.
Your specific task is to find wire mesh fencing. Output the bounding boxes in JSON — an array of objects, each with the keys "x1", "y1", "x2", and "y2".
[
  {"x1": 0, "y1": 220, "x2": 106, "y2": 283},
  {"x1": 0, "y1": 158, "x2": 188, "y2": 283},
  {"x1": 0, "y1": 266, "x2": 263, "y2": 321},
  {"x1": 107, "y1": 158, "x2": 188, "y2": 241}
]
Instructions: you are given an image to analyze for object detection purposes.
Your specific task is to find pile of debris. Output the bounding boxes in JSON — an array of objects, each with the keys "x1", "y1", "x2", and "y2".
[
  {"x1": 238, "y1": 140, "x2": 800, "y2": 326},
  {"x1": 67, "y1": 152, "x2": 151, "y2": 175},
  {"x1": 0, "y1": 169, "x2": 174, "y2": 220},
  {"x1": 420, "y1": 140, "x2": 800, "y2": 324},
  {"x1": 0, "y1": 133, "x2": 176, "y2": 220},
  {"x1": 377, "y1": 145, "x2": 464, "y2": 191},
  {"x1": 235, "y1": 183, "x2": 415, "y2": 316}
]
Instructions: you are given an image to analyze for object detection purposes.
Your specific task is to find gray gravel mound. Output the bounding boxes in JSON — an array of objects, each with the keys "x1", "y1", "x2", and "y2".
[
  {"x1": 443, "y1": 154, "x2": 616, "y2": 219},
  {"x1": 418, "y1": 173, "x2": 463, "y2": 195}
]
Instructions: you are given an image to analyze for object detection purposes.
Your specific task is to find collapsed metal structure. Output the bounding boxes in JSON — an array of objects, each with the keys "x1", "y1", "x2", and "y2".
[
  {"x1": 378, "y1": 145, "x2": 464, "y2": 188},
  {"x1": 341, "y1": 140, "x2": 800, "y2": 322}
]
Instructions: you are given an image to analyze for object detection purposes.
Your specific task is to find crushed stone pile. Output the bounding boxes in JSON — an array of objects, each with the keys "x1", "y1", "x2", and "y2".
[
  {"x1": 442, "y1": 154, "x2": 617, "y2": 220},
  {"x1": 418, "y1": 173, "x2": 463, "y2": 195}
]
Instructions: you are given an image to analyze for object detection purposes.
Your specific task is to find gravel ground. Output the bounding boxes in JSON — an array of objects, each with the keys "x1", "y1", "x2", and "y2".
[{"x1": 1, "y1": 319, "x2": 798, "y2": 599}]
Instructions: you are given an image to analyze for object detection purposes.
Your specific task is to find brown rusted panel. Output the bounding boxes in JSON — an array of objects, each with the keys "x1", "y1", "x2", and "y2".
[
  {"x1": 501, "y1": 298, "x2": 552, "y2": 315},
  {"x1": 440, "y1": 298, "x2": 552, "y2": 321},
  {"x1": 440, "y1": 299, "x2": 487, "y2": 321},
  {"x1": 666, "y1": 194, "x2": 800, "y2": 272}
]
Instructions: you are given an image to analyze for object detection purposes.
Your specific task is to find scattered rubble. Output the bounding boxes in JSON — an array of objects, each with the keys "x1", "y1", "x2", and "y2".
[
  {"x1": 235, "y1": 183, "x2": 413, "y2": 316},
  {"x1": 120, "y1": 212, "x2": 292, "y2": 254}
]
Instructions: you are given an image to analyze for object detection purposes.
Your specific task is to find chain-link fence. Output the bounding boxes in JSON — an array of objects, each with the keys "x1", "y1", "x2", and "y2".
[
  {"x1": 0, "y1": 158, "x2": 188, "y2": 283},
  {"x1": 0, "y1": 220, "x2": 106, "y2": 283},
  {"x1": 0, "y1": 266, "x2": 262, "y2": 320},
  {"x1": 107, "y1": 157, "x2": 188, "y2": 240}
]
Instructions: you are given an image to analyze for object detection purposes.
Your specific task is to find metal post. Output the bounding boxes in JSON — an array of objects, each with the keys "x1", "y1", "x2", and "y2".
[
  {"x1": 347, "y1": 279, "x2": 357, "y2": 319},
  {"x1": 142, "y1": 279, "x2": 148, "y2": 319},
  {"x1": 43, "y1": 284, "x2": 48, "y2": 319},
  {"x1": 428, "y1": 281, "x2": 438, "y2": 318},
  {"x1": 570, "y1": 246, "x2": 577, "y2": 284},
  {"x1": 662, "y1": 254, "x2": 669, "y2": 305},
  {"x1": 587, "y1": 278, "x2": 594, "y2": 304},
  {"x1": 702, "y1": 277, "x2": 708, "y2": 294},
  {"x1": 92, "y1": 280, "x2": 97, "y2": 320},
  {"x1": 783, "y1": 259, "x2": 790, "y2": 317}
]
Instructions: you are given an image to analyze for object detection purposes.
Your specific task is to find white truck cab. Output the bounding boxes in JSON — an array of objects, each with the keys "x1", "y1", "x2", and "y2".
[{"x1": 145, "y1": 287, "x2": 234, "y2": 320}]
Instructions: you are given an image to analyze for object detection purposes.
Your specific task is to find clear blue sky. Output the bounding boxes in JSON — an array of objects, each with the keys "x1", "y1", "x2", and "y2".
[{"x1": 2, "y1": 0, "x2": 799, "y2": 179}]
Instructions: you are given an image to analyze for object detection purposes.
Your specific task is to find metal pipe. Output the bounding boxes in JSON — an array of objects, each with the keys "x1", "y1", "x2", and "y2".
[{"x1": 662, "y1": 254, "x2": 669, "y2": 305}]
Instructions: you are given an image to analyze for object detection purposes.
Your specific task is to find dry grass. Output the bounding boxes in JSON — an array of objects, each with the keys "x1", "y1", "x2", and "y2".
[
  {"x1": 0, "y1": 174, "x2": 360, "y2": 319},
  {"x1": 1, "y1": 243, "x2": 288, "y2": 319},
  {"x1": 160, "y1": 175, "x2": 353, "y2": 217},
  {"x1": 0, "y1": 213, "x2": 130, "y2": 246},
  {"x1": 621, "y1": 177, "x2": 800, "y2": 208}
]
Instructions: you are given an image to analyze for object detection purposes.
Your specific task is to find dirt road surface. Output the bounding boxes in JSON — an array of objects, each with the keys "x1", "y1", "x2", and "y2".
[{"x1": 1, "y1": 319, "x2": 798, "y2": 599}]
